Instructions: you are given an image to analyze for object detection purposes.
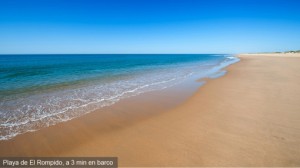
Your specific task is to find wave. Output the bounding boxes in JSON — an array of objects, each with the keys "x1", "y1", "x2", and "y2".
[{"x1": 0, "y1": 55, "x2": 239, "y2": 140}]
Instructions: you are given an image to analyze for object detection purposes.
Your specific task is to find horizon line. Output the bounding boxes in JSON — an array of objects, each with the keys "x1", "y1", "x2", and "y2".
[{"x1": 0, "y1": 53, "x2": 235, "y2": 55}]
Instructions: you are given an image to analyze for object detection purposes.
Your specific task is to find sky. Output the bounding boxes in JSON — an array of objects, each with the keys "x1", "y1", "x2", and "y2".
[{"x1": 0, "y1": 0, "x2": 300, "y2": 54}]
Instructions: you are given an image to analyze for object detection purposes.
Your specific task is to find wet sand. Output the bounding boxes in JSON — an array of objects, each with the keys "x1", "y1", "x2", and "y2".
[{"x1": 1, "y1": 54, "x2": 300, "y2": 167}]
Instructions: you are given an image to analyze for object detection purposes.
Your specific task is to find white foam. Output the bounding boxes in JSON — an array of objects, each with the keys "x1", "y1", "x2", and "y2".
[{"x1": 0, "y1": 55, "x2": 239, "y2": 140}]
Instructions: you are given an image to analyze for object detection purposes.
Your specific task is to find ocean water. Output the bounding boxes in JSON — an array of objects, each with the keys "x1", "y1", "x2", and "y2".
[{"x1": 0, "y1": 54, "x2": 239, "y2": 140}]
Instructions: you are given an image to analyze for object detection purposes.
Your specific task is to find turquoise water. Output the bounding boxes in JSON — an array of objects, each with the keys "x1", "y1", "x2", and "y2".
[{"x1": 0, "y1": 54, "x2": 239, "y2": 140}]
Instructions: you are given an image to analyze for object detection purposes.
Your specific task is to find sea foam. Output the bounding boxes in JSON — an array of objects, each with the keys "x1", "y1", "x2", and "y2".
[{"x1": 0, "y1": 54, "x2": 239, "y2": 140}]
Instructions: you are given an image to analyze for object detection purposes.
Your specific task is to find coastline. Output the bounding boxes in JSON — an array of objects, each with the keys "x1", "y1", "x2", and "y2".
[
  {"x1": 0, "y1": 54, "x2": 236, "y2": 141},
  {"x1": 240, "y1": 53, "x2": 300, "y2": 57},
  {"x1": 1, "y1": 54, "x2": 300, "y2": 166}
]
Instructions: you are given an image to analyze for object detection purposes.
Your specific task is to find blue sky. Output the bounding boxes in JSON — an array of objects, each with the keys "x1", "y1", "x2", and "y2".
[{"x1": 0, "y1": 0, "x2": 300, "y2": 54}]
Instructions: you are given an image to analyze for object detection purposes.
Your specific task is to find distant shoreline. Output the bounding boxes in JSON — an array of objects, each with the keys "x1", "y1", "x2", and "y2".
[
  {"x1": 240, "y1": 52, "x2": 300, "y2": 57},
  {"x1": 245, "y1": 49, "x2": 300, "y2": 54}
]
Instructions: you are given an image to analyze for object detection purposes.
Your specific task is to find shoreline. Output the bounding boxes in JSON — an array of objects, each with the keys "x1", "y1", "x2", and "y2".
[
  {"x1": 240, "y1": 53, "x2": 300, "y2": 57},
  {"x1": 1, "y1": 54, "x2": 300, "y2": 166},
  {"x1": 0, "y1": 54, "x2": 237, "y2": 141}
]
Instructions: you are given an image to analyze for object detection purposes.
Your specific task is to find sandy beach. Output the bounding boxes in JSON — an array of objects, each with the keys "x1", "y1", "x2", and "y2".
[{"x1": 1, "y1": 53, "x2": 300, "y2": 167}]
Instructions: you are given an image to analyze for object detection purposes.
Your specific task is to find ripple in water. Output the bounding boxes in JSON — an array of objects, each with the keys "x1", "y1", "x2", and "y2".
[{"x1": 0, "y1": 54, "x2": 239, "y2": 140}]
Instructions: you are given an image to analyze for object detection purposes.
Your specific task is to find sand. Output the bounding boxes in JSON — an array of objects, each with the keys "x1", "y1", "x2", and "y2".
[{"x1": 1, "y1": 53, "x2": 300, "y2": 167}]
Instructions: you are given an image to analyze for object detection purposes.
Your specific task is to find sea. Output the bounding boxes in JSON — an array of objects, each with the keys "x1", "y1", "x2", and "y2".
[{"x1": 0, "y1": 54, "x2": 239, "y2": 140}]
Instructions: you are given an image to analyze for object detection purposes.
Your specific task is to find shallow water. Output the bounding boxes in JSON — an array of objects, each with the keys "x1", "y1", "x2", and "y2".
[{"x1": 0, "y1": 54, "x2": 239, "y2": 140}]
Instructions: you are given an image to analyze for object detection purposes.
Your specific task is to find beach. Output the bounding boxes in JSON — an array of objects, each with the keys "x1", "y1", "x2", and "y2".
[{"x1": 1, "y1": 53, "x2": 300, "y2": 167}]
